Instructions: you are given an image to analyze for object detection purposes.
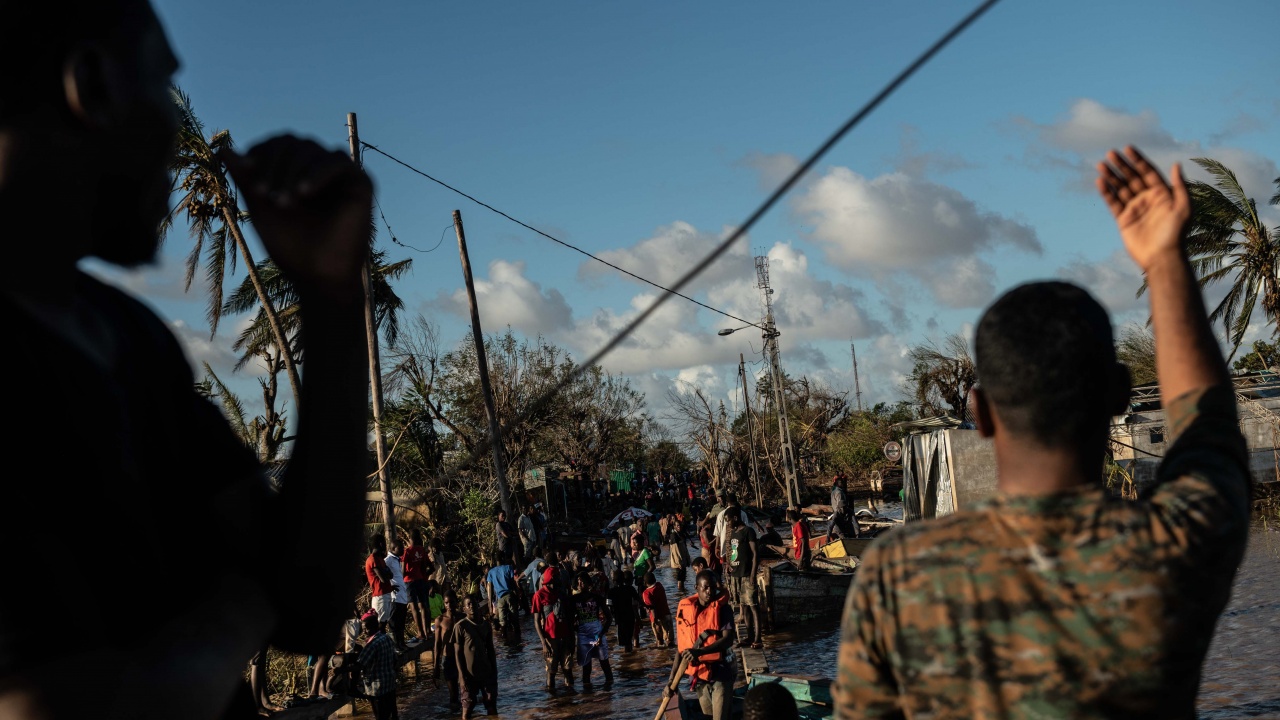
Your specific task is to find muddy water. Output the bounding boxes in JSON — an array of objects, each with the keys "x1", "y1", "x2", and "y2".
[{"x1": 361, "y1": 507, "x2": 1280, "y2": 720}]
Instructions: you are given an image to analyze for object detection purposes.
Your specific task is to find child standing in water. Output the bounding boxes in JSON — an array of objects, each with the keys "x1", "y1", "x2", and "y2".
[
  {"x1": 642, "y1": 571, "x2": 673, "y2": 648},
  {"x1": 433, "y1": 592, "x2": 460, "y2": 710},
  {"x1": 571, "y1": 573, "x2": 614, "y2": 689},
  {"x1": 452, "y1": 594, "x2": 498, "y2": 720}
]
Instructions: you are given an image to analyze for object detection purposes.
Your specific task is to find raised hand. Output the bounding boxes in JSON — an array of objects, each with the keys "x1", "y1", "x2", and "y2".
[
  {"x1": 1095, "y1": 145, "x2": 1190, "y2": 272},
  {"x1": 221, "y1": 136, "x2": 372, "y2": 299}
]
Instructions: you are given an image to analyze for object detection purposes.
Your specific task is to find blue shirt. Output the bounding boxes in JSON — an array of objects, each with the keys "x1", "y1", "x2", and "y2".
[{"x1": 487, "y1": 565, "x2": 514, "y2": 598}]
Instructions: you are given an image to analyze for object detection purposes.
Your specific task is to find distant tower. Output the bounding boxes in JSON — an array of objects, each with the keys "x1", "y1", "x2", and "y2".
[
  {"x1": 852, "y1": 341, "x2": 863, "y2": 412},
  {"x1": 754, "y1": 255, "x2": 799, "y2": 507}
]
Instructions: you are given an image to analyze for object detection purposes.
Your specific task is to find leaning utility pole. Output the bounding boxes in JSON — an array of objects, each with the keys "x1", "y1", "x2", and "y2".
[
  {"x1": 755, "y1": 255, "x2": 800, "y2": 508},
  {"x1": 454, "y1": 210, "x2": 514, "y2": 519},
  {"x1": 739, "y1": 353, "x2": 763, "y2": 508},
  {"x1": 851, "y1": 341, "x2": 863, "y2": 412},
  {"x1": 348, "y1": 113, "x2": 396, "y2": 541}
]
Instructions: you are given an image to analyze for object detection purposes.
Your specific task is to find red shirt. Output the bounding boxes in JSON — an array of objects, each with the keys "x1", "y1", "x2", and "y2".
[
  {"x1": 402, "y1": 544, "x2": 428, "y2": 583},
  {"x1": 365, "y1": 553, "x2": 391, "y2": 597},
  {"x1": 531, "y1": 586, "x2": 571, "y2": 639},
  {"x1": 793, "y1": 520, "x2": 809, "y2": 560},
  {"x1": 641, "y1": 583, "x2": 670, "y2": 620}
]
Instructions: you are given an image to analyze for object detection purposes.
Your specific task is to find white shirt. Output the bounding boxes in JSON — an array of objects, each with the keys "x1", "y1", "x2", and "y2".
[
  {"x1": 518, "y1": 513, "x2": 537, "y2": 544},
  {"x1": 714, "y1": 506, "x2": 751, "y2": 557},
  {"x1": 385, "y1": 553, "x2": 408, "y2": 604}
]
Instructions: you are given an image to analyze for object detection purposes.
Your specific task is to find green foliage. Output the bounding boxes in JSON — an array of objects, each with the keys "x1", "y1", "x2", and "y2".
[
  {"x1": 1233, "y1": 339, "x2": 1280, "y2": 373},
  {"x1": 1116, "y1": 324, "x2": 1158, "y2": 387},
  {"x1": 825, "y1": 402, "x2": 915, "y2": 477},
  {"x1": 1169, "y1": 158, "x2": 1280, "y2": 356}
]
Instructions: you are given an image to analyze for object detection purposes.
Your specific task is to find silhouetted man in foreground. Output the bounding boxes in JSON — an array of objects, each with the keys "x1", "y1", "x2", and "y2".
[
  {"x1": 0, "y1": 2, "x2": 373, "y2": 718},
  {"x1": 834, "y1": 146, "x2": 1250, "y2": 719}
]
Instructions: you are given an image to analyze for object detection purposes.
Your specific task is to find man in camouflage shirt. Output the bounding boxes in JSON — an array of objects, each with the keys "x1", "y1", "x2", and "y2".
[{"x1": 835, "y1": 146, "x2": 1251, "y2": 719}]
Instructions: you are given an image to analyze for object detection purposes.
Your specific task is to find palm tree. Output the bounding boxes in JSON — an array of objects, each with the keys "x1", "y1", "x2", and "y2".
[
  {"x1": 195, "y1": 361, "x2": 288, "y2": 463},
  {"x1": 1180, "y1": 159, "x2": 1280, "y2": 356},
  {"x1": 221, "y1": 249, "x2": 411, "y2": 372},
  {"x1": 162, "y1": 87, "x2": 303, "y2": 410}
]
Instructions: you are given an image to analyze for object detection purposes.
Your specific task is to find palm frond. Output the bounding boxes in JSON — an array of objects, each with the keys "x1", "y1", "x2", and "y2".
[
  {"x1": 1192, "y1": 157, "x2": 1261, "y2": 229},
  {"x1": 201, "y1": 362, "x2": 251, "y2": 445}
]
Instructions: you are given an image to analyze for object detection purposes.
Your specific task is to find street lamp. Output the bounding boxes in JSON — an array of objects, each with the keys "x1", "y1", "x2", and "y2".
[
  {"x1": 718, "y1": 324, "x2": 767, "y2": 337},
  {"x1": 716, "y1": 317, "x2": 798, "y2": 508}
]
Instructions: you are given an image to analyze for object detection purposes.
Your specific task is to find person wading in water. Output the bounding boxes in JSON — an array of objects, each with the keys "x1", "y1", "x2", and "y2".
[{"x1": 834, "y1": 146, "x2": 1251, "y2": 719}]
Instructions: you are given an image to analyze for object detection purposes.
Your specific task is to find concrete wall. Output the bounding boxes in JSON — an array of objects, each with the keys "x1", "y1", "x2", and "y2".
[
  {"x1": 946, "y1": 429, "x2": 998, "y2": 511},
  {"x1": 1116, "y1": 396, "x2": 1280, "y2": 492}
]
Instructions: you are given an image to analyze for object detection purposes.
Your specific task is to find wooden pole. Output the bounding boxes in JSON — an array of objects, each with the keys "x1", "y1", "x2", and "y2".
[
  {"x1": 740, "y1": 354, "x2": 763, "y2": 508},
  {"x1": 347, "y1": 112, "x2": 396, "y2": 542},
  {"x1": 453, "y1": 210, "x2": 514, "y2": 519}
]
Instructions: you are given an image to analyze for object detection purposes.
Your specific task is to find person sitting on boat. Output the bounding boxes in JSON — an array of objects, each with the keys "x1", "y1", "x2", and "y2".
[
  {"x1": 834, "y1": 147, "x2": 1251, "y2": 719},
  {"x1": 670, "y1": 569, "x2": 737, "y2": 720}
]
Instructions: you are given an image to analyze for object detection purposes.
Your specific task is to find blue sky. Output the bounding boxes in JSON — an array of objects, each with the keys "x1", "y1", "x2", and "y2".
[{"x1": 96, "y1": 0, "x2": 1280, "y2": 424}]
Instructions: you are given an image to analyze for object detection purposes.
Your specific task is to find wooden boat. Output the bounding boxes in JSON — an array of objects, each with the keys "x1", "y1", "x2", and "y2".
[
  {"x1": 763, "y1": 559, "x2": 855, "y2": 626},
  {"x1": 660, "y1": 673, "x2": 833, "y2": 719}
]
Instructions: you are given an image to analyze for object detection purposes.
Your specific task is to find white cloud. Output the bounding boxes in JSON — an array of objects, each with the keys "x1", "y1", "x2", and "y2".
[
  {"x1": 578, "y1": 221, "x2": 753, "y2": 294},
  {"x1": 431, "y1": 259, "x2": 573, "y2": 335},
  {"x1": 168, "y1": 318, "x2": 245, "y2": 379},
  {"x1": 739, "y1": 152, "x2": 803, "y2": 191},
  {"x1": 1018, "y1": 99, "x2": 1280, "y2": 222},
  {"x1": 791, "y1": 167, "x2": 1040, "y2": 308},
  {"x1": 1057, "y1": 249, "x2": 1147, "y2": 317}
]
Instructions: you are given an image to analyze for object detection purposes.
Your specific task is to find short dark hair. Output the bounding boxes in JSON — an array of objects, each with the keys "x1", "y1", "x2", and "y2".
[
  {"x1": 975, "y1": 281, "x2": 1121, "y2": 447},
  {"x1": 644, "y1": 571, "x2": 657, "y2": 586},
  {"x1": 695, "y1": 569, "x2": 717, "y2": 587},
  {"x1": 744, "y1": 682, "x2": 799, "y2": 720}
]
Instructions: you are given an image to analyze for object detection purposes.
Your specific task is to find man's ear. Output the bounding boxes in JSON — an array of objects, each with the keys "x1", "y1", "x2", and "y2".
[
  {"x1": 1108, "y1": 362, "x2": 1132, "y2": 417},
  {"x1": 62, "y1": 47, "x2": 120, "y2": 129},
  {"x1": 970, "y1": 386, "x2": 996, "y2": 439}
]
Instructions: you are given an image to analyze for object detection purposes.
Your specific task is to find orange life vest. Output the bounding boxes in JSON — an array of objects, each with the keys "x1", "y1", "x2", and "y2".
[{"x1": 675, "y1": 592, "x2": 728, "y2": 681}]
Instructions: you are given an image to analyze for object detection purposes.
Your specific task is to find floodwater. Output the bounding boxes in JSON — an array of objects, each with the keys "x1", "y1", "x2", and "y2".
[{"x1": 355, "y1": 504, "x2": 1280, "y2": 720}]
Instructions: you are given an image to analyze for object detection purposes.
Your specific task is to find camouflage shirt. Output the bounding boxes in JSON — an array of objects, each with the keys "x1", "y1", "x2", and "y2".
[{"x1": 835, "y1": 385, "x2": 1250, "y2": 719}]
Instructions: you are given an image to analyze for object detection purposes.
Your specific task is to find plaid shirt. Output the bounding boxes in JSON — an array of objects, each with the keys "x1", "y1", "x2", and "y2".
[{"x1": 358, "y1": 630, "x2": 398, "y2": 697}]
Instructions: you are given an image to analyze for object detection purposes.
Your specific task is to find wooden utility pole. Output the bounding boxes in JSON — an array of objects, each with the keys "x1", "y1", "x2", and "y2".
[
  {"x1": 852, "y1": 341, "x2": 863, "y2": 413},
  {"x1": 739, "y1": 354, "x2": 763, "y2": 508},
  {"x1": 453, "y1": 210, "x2": 514, "y2": 519},
  {"x1": 348, "y1": 113, "x2": 396, "y2": 542}
]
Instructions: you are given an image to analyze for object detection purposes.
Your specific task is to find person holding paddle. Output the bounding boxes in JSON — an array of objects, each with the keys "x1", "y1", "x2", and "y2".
[{"x1": 669, "y1": 570, "x2": 737, "y2": 720}]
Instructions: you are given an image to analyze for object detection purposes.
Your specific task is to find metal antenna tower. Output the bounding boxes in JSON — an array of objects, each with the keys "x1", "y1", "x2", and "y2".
[
  {"x1": 755, "y1": 255, "x2": 800, "y2": 507},
  {"x1": 852, "y1": 341, "x2": 863, "y2": 412}
]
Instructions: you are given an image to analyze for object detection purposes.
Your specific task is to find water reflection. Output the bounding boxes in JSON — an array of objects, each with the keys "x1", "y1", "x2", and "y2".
[{"x1": 354, "y1": 509, "x2": 1278, "y2": 720}]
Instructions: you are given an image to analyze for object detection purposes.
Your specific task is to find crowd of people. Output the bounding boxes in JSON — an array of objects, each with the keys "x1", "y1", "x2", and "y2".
[
  {"x1": 7, "y1": 3, "x2": 1253, "y2": 719},
  {"x1": 317, "y1": 483, "x2": 789, "y2": 720}
]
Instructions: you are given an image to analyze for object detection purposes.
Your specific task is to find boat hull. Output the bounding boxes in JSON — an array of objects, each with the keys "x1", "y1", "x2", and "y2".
[{"x1": 765, "y1": 563, "x2": 854, "y2": 625}]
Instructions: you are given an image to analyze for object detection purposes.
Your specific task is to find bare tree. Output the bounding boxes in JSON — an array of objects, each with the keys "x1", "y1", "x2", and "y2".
[
  {"x1": 665, "y1": 386, "x2": 732, "y2": 490},
  {"x1": 902, "y1": 332, "x2": 976, "y2": 418}
]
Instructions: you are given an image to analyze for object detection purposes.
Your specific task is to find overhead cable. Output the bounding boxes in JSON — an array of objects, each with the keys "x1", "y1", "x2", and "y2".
[
  {"x1": 360, "y1": 141, "x2": 765, "y2": 330},
  {"x1": 378, "y1": 0, "x2": 1004, "y2": 477}
]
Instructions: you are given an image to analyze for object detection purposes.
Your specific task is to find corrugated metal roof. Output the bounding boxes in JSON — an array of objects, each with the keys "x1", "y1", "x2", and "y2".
[{"x1": 890, "y1": 415, "x2": 964, "y2": 432}]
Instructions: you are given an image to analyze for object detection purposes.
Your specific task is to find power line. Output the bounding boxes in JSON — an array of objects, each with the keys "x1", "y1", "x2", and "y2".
[
  {"x1": 390, "y1": 0, "x2": 1003, "y2": 476},
  {"x1": 360, "y1": 141, "x2": 764, "y2": 330}
]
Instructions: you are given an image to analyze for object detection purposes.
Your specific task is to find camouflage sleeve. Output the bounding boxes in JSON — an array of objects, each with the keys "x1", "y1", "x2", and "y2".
[
  {"x1": 834, "y1": 545, "x2": 903, "y2": 720},
  {"x1": 1148, "y1": 384, "x2": 1250, "y2": 561}
]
